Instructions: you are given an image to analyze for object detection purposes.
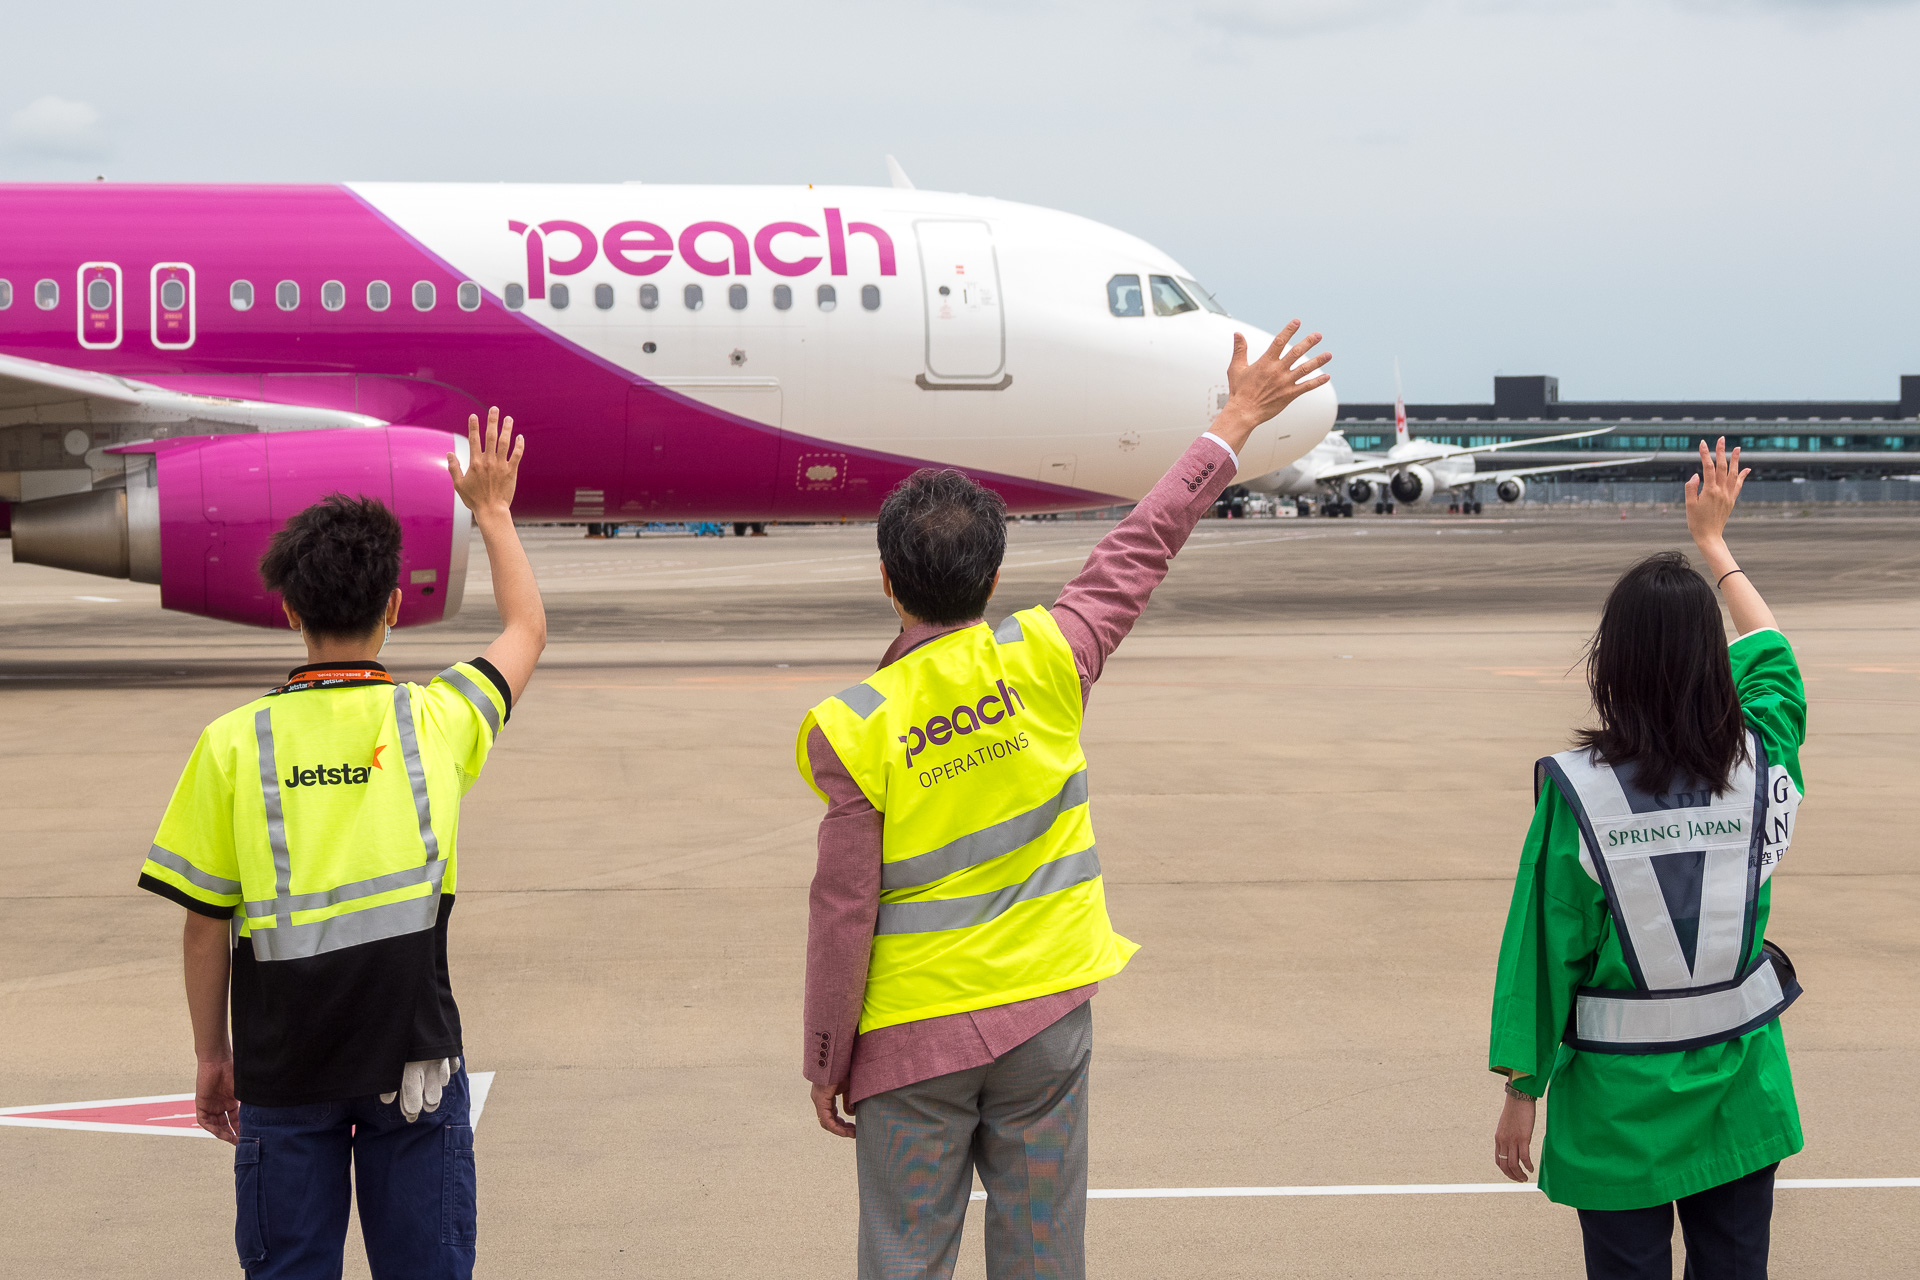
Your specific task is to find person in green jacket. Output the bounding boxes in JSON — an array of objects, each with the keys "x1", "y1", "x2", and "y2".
[{"x1": 1488, "y1": 438, "x2": 1807, "y2": 1280}]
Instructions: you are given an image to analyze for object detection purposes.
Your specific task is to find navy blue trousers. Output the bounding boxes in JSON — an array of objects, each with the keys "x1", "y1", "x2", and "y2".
[
  {"x1": 233, "y1": 1066, "x2": 476, "y2": 1280},
  {"x1": 1577, "y1": 1163, "x2": 1776, "y2": 1280}
]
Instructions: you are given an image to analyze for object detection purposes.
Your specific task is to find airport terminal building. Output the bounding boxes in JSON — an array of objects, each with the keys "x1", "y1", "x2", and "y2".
[{"x1": 1339, "y1": 375, "x2": 1920, "y2": 480}]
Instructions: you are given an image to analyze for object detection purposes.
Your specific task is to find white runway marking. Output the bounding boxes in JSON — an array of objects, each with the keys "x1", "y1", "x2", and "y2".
[{"x1": 968, "y1": 1177, "x2": 1920, "y2": 1201}]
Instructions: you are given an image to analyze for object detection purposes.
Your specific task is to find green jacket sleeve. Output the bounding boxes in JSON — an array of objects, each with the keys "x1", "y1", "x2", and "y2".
[
  {"x1": 1489, "y1": 781, "x2": 1606, "y2": 1097},
  {"x1": 1729, "y1": 628, "x2": 1806, "y2": 792}
]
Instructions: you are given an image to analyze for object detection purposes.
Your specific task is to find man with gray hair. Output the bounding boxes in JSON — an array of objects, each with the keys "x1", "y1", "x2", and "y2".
[{"x1": 796, "y1": 323, "x2": 1330, "y2": 1279}]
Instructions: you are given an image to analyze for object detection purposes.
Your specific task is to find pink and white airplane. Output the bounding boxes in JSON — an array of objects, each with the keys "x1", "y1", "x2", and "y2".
[{"x1": 0, "y1": 176, "x2": 1337, "y2": 628}]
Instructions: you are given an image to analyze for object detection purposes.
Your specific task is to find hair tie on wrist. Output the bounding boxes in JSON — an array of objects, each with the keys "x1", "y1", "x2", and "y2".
[{"x1": 1717, "y1": 568, "x2": 1747, "y2": 589}]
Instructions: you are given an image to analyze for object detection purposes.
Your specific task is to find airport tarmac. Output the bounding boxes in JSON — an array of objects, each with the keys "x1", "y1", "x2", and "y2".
[{"x1": 2, "y1": 509, "x2": 1916, "y2": 1279}]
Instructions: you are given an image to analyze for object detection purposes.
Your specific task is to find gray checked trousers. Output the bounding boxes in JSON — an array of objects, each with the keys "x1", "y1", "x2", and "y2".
[{"x1": 854, "y1": 1001, "x2": 1091, "y2": 1280}]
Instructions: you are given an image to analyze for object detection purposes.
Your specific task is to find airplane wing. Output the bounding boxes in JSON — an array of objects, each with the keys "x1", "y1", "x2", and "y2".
[
  {"x1": 0, "y1": 352, "x2": 387, "y2": 434},
  {"x1": 1309, "y1": 427, "x2": 1630, "y2": 485},
  {"x1": 1436, "y1": 426, "x2": 1618, "y2": 459},
  {"x1": 1473, "y1": 456, "x2": 1656, "y2": 482},
  {"x1": 1312, "y1": 460, "x2": 1394, "y2": 483}
]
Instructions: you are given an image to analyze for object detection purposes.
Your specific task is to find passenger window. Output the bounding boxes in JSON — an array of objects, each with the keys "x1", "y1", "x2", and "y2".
[
  {"x1": 276, "y1": 280, "x2": 299, "y2": 311},
  {"x1": 594, "y1": 283, "x2": 615, "y2": 310},
  {"x1": 639, "y1": 283, "x2": 659, "y2": 310},
  {"x1": 458, "y1": 281, "x2": 482, "y2": 311},
  {"x1": 549, "y1": 282, "x2": 570, "y2": 309},
  {"x1": 412, "y1": 281, "x2": 435, "y2": 311},
  {"x1": 0, "y1": 280, "x2": 10, "y2": 310},
  {"x1": 1178, "y1": 276, "x2": 1230, "y2": 315},
  {"x1": 1150, "y1": 275, "x2": 1197, "y2": 316},
  {"x1": 367, "y1": 280, "x2": 391, "y2": 311},
  {"x1": 1106, "y1": 274, "x2": 1143, "y2": 317},
  {"x1": 861, "y1": 284, "x2": 881, "y2": 311},
  {"x1": 36, "y1": 279, "x2": 60, "y2": 310},
  {"x1": 160, "y1": 279, "x2": 186, "y2": 311},
  {"x1": 773, "y1": 284, "x2": 792, "y2": 311},
  {"x1": 729, "y1": 283, "x2": 748, "y2": 310},
  {"x1": 321, "y1": 280, "x2": 346, "y2": 311},
  {"x1": 504, "y1": 282, "x2": 525, "y2": 310},
  {"x1": 230, "y1": 280, "x2": 253, "y2": 311},
  {"x1": 817, "y1": 283, "x2": 837, "y2": 312},
  {"x1": 87, "y1": 278, "x2": 113, "y2": 311},
  {"x1": 684, "y1": 284, "x2": 704, "y2": 311}
]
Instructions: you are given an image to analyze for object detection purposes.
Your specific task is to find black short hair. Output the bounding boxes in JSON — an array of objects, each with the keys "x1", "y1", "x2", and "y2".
[
  {"x1": 876, "y1": 469, "x2": 1007, "y2": 625},
  {"x1": 259, "y1": 494, "x2": 403, "y2": 640},
  {"x1": 1574, "y1": 550, "x2": 1748, "y2": 797}
]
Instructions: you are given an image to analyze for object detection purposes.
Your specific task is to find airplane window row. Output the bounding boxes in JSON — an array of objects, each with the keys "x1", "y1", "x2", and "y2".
[
  {"x1": 0, "y1": 276, "x2": 885, "y2": 321},
  {"x1": 1106, "y1": 273, "x2": 1230, "y2": 318},
  {"x1": 505, "y1": 281, "x2": 882, "y2": 314},
  {"x1": 227, "y1": 279, "x2": 483, "y2": 314}
]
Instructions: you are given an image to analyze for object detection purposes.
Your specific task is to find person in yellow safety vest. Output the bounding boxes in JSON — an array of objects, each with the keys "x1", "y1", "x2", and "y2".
[
  {"x1": 797, "y1": 324, "x2": 1331, "y2": 1280},
  {"x1": 136, "y1": 409, "x2": 544, "y2": 1280}
]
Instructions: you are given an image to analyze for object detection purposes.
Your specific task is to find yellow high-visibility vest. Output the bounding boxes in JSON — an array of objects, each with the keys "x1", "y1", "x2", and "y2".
[
  {"x1": 798, "y1": 607, "x2": 1136, "y2": 1033},
  {"x1": 138, "y1": 662, "x2": 507, "y2": 959}
]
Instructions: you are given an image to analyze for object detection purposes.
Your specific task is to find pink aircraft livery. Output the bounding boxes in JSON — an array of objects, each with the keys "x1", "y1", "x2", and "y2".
[{"x1": 0, "y1": 176, "x2": 1337, "y2": 628}]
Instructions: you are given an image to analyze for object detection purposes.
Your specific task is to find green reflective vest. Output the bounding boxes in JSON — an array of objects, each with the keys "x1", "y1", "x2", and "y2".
[{"x1": 798, "y1": 607, "x2": 1137, "y2": 1034}]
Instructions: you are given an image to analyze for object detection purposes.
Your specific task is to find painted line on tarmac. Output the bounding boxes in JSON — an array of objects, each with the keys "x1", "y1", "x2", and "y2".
[
  {"x1": 970, "y1": 1178, "x2": 1920, "y2": 1201},
  {"x1": 0, "y1": 1073, "x2": 494, "y2": 1138}
]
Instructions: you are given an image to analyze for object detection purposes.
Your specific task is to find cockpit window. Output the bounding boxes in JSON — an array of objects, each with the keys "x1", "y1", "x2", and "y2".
[
  {"x1": 1106, "y1": 274, "x2": 1143, "y2": 317},
  {"x1": 1179, "y1": 276, "x2": 1230, "y2": 316},
  {"x1": 1150, "y1": 275, "x2": 1198, "y2": 316}
]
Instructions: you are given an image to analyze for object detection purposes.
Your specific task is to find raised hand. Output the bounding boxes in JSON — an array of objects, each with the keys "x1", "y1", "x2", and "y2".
[
  {"x1": 1213, "y1": 321, "x2": 1331, "y2": 453},
  {"x1": 447, "y1": 406, "x2": 524, "y2": 516},
  {"x1": 1685, "y1": 436, "x2": 1748, "y2": 549}
]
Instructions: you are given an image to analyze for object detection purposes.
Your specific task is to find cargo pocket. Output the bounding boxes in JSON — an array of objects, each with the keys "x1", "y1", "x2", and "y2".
[
  {"x1": 441, "y1": 1123, "x2": 476, "y2": 1246},
  {"x1": 234, "y1": 1137, "x2": 268, "y2": 1268}
]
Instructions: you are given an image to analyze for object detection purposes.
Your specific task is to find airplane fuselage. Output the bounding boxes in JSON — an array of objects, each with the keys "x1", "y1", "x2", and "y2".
[{"x1": 0, "y1": 182, "x2": 1337, "y2": 522}]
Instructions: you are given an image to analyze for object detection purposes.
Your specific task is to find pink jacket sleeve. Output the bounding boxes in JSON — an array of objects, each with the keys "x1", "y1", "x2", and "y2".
[
  {"x1": 1052, "y1": 435, "x2": 1239, "y2": 691},
  {"x1": 801, "y1": 726, "x2": 882, "y2": 1088}
]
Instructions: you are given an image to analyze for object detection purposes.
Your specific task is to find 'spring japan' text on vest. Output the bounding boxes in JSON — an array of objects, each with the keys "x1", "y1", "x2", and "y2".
[{"x1": 1538, "y1": 730, "x2": 1802, "y2": 1055}]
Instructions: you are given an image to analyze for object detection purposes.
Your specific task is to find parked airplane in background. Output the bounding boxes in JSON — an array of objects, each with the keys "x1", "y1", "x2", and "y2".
[
  {"x1": 1244, "y1": 379, "x2": 1647, "y2": 516},
  {"x1": 0, "y1": 163, "x2": 1335, "y2": 628}
]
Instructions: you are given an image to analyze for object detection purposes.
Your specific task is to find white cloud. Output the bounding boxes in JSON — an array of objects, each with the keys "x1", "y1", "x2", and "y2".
[{"x1": 6, "y1": 96, "x2": 108, "y2": 158}]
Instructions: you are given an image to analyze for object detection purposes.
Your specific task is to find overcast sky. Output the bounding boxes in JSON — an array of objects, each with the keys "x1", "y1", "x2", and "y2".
[{"x1": 6, "y1": 0, "x2": 1915, "y2": 403}]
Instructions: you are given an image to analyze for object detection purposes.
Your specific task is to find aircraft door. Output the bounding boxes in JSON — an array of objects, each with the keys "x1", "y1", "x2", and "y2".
[
  {"x1": 915, "y1": 220, "x2": 1006, "y2": 383},
  {"x1": 151, "y1": 263, "x2": 196, "y2": 350},
  {"x1": 77, "y1": 262, "x2": 123, "y2": 350}
]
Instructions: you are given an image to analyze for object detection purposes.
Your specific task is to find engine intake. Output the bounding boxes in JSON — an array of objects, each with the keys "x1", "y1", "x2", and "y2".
[
  {"x1": 11, "y1": 428, "x2": 470, "y2": 629},
  {"x1": 1389, "y1": 464, "x2": 1433, "y2": 505},
  {"x1": 1496, "y1": 476, "x2": 1527, "y2": 504}
]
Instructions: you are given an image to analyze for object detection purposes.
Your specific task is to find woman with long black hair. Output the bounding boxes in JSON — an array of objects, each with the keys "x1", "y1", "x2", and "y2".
[{"x1": 1487, "y1": 439, "x2": 1807, "y2": 1280}]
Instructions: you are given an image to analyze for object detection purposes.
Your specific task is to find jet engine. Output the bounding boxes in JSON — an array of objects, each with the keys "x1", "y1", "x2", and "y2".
[
  {"x1": 1345, "y1": 478, "x2": 1374, "y2": 504},
  {"x1": 1496, "y1": 476, "x2": 1527, "y2": 504},
  {"x1": 11, "y1": 427, "x2": 470, "y2": 629},
  {"x1": 1389, "y1": 464, "x2": 1434, "y2": 505}
]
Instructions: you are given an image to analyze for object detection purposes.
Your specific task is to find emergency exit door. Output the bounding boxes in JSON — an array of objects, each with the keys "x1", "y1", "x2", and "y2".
[
  {"x1": 916, "y1": 221, "x2": 1005, "y2": 382},
  {"x1": 151, "y1": 263, "x2": 196, "y2": 349},
  {"x1": 77, "y1": 262, "x2": 122, "y2": 350}
]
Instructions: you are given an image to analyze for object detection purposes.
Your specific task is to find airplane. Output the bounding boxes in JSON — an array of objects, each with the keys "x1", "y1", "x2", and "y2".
[
  {"x1": 1242, "y1": 375, "x2": 1649, "y2": 516},
  {"x1": 0, "y1": 163, "x2": 1338, "y2": 630}
]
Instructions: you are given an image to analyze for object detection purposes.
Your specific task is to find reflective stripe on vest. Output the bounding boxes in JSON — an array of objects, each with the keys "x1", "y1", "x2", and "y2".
[
  {"x1": 1539, "y1": 730, "x2": 1799, "y2": 1054},
  {"x1": 798, "y1": 607, "x2": 1137, "y2": 1033}
]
